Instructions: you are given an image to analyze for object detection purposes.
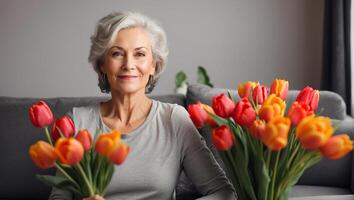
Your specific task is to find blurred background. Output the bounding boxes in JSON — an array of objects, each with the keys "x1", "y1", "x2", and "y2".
[{"x1": 0, "y1": 0, "x2": 324, "y2": 97}]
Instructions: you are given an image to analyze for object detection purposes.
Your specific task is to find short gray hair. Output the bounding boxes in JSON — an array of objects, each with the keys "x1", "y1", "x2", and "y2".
[{"x1": 88, "y1": 11, "x2": 169, "y2": 93}]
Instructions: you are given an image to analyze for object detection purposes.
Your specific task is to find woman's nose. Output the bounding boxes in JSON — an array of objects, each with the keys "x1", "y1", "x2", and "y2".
[{"x1": 122, "y1": 54, "x2": 136, "y2": 70}]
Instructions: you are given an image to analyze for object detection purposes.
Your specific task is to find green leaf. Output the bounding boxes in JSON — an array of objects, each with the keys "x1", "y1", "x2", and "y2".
[
  {"x1": 36, "y1": 175, "x2": 81, "y2": 195},
  {"x1": 206, "y1": 111, "x2": 229, "y2": 126},
  {"x1": 36, "y1": 174, "x2": 70, "y2": 187},
  {"x1": 227, "y1": 90, "x2": 235, "y2": 102},
  {"x1": 197, "y1": 66, "x2": 213, "y2": 87},
  {"x1": 175, "y1": 71, "x2": 187, "y2": 87}
]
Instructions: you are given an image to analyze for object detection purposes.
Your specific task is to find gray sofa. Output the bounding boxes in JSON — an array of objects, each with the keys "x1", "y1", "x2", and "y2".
[{"x1": 0, "y1": 84, "x2": 354, "y2": 200}]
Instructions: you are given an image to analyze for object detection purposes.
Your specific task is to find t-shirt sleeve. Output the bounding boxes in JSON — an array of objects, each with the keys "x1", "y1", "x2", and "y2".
[{"x1": 172, "y1": 105, "x2": 236, "y2": 200}]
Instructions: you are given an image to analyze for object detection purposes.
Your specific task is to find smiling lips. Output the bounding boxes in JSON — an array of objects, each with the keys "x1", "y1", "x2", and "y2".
[{"x1": 117, "y1": 75, "x2": 139, "y2": 80}]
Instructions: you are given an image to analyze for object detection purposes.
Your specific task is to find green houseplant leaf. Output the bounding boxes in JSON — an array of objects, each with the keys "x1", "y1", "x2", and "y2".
[
  {"x1": 197, "y1": 66, "x2": 213, "y2": 87},
  {"x1": 175, "y1": 71, "x2": 187, "y2": 88}
]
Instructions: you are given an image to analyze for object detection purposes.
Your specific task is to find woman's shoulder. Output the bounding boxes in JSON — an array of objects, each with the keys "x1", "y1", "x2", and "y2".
[
  {"x1": 154, "y1": 100, "x2": 193, "y2": 131},
  {"x1": 71, "y1": 104, "x2": 99, "y2": 117},
  {"x1": 154, "y1": 100, "x2": 187, "y2": 118}
]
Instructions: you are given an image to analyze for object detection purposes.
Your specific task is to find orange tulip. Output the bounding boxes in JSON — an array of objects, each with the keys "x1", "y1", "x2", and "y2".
[
  {"x1": 75, "y1": 129, "x2": 93, "y2": 152},
  {"x1": 28, "y1": 101, "x2": 54, "y2": 128},
  {"x1": 95, "y1": 130, "x2": 121, "y2": 156},
  {"x1": 258, "y1": 94, "x2": 286, "y2": 122},
  {"x1": 287, "y1": 101, "x2": 314, "y2": 126},
  {"x1": 296, "y1": 116, "x2": 333, "y2": 150},
  {"x1": 212, "y1": 125, "x2": 235, "y2": 151},
  {"x1": 201, "y1": 103, "x2": 218, "y2": 128},
  {"x1": 29, "y1": 141, "x2": 57, "y2": 169},
  {"x1": 261, "y1": 116, "x2": 291, "y2": 151},
  {"x1": 55, "y1": 138, "x2": 84, "y2": 165},
  {"x1": 270, "y1": 79, "x2": 289, "y2": 100},
  {"x1": 320, "y1": 134, "x2": 353, "y2": 160},
  {"x1": 108, "y1": 143, "x2": 130, "y2": 165},
  {"x1": 249, "y1": 119, "x2": 266, "y2": 139},
  {"x1": 238, "y1": 81, "x2": 258, "y2": 99}
]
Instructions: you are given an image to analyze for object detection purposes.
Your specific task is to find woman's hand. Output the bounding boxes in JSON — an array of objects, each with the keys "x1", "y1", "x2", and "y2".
[{"x1": 83, "y1": 194, "x2": 105, "y2": 200}]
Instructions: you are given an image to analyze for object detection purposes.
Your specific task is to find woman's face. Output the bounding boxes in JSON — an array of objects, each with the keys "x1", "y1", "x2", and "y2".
[{"x1": 101, "y1": 27, "x2": 155, "y2": 95}]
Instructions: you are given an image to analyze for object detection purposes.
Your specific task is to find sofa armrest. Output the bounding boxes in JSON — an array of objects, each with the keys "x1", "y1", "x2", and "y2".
[
  {"x1": 336, "y1": 116, "x2": 354, "y2": 193},
  {"x1": 331, "y1": 115, "x2": 354, "y2": 193}
]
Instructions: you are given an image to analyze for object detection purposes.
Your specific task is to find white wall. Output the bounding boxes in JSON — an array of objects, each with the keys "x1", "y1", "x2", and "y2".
[{"x1": 0, "y1": 0, "x2": 324, "y2": 97}]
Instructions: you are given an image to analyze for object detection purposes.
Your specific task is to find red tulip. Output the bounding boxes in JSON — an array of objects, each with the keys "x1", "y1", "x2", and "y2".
[
  {"x1": 270, "y1": 79, "x2": 289, "y2": 100},
  {"x1": 320, "y1": 134, "x2": 353, "y2": 160},
  {"x1": 28, "y1": 101, "x2": 54, "y2": 128},
  {"x1": 29, "y1": 140, "x2": 57, "y2": 169},
  {"x1": 188, "y1": 102, "x2": 208, "y2": 128},
  {"x1": 287, "y1": 101, "x2": 314, "y2": 126},
  {"x1": 212, "y1": 93, "x2": 235, "y2": 118},
  {"x1": 51, "y1": 116, "x2": 75, "y2": 142},
  {"x1": 249, "y1": 120, "x2": 266, "y2": 139},
  {"x1": 252, "y1": 85, "x2": 268, "y2": 105},
  {"x1": 108, "y1": 143, "x2": 130, "y2": 165},
  {"x1": 55, "y1": 138, "x2": 84, "y2": 165},
  {"x1": 200, "y1": 104, "x2": 218, "y2": 128},
  {"x1": 75, "y1": 129, "x2": 93, "y2": 152},
  {"x1": 296, "y1": 86, "x2": 320, "y2": 111},
  {"x1": 233, "y1": 98, "x2": 256, "y2": 127},
  {"x1": 212, "y1": 125, "x2": 235, "y2": 151}
]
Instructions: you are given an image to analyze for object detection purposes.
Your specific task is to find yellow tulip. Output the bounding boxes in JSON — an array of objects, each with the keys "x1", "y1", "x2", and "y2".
[
  {"x1": 259, "y1": 94, "x2": 286, "y2": 122},
  {"x1": 261, "y1": 116, "x2": 291, "y2": 151}
]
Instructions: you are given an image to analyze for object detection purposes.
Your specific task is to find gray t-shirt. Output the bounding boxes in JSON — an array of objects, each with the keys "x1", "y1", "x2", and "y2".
[{"x1": 49, "y1": 100, "x2": 235, "y2": 200}]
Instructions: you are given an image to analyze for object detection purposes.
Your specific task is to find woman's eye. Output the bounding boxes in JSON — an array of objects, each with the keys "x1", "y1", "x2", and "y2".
[
  {"x1": 112, "y1": 51, "x2": 123, "y2": 57},
  {"x1": 135, "y1": 52, "x2": 146, "y2": 57}
]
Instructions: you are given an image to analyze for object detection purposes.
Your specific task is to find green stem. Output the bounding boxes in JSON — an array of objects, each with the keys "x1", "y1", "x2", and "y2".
[
  {"x1": 270, "y1": 151, "x2": 280, "y2": 200},
  {"x1": 44, "y1": 127, "x2": 53, "y2": 146},
  {"x1": 77, "y1": 163, "x2": 94, "y2": 197},
  {"x1": 266, "y1": 149, "x2": 272, "y2": 170},
  {"x1": 55, "y1": 163, "x2": 80, "y2": 189},
  {"x1": 286, "y1": 142, "x2": 301, "y2": 169}
]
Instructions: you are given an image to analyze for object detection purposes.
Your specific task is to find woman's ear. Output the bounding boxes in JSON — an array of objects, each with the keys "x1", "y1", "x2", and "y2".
[
  {"x1": 100, "y1": 65, "x2": 105, "y2": 74},
  {"x1": 151, "y1": 60, "x2": 156, "y2": 74}
]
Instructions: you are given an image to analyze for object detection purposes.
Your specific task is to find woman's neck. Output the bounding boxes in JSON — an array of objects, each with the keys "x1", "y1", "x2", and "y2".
[{"x1": 102, "y1": 91, "x2": 152, "y2": 127}]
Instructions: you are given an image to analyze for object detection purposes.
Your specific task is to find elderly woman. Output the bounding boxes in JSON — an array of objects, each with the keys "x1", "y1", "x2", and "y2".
[{"x1": 49, "y1": 11, "x2": 235, "y2": 200}]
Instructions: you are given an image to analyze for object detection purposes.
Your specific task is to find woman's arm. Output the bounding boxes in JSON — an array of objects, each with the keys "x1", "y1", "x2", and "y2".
[
  {"x1": 172, "y1": 106, "x2": 236, "y2": 200},
  {"x1": 48, "y1": 186, "x2": 73, "y2": 200}
]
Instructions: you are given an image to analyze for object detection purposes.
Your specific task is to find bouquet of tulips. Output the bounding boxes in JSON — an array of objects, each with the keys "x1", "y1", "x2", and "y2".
[
  {"x1": 188, "y1": 79, "x2": 354, "y2": 200},
  {"x1": 28, "y1": 101, "x2": 130, "y2": 199}
]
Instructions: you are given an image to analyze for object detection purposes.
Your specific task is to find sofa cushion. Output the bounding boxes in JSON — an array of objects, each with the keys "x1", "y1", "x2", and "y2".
[
  {"x1": 185, "y1": 84, "x2": 353, "y2": 189},
  {"x1": 289, "y1": 195, "x2": 354, "y2": 200},
  {"x1": 290, "y1": 185, "x2": 352, "y2": 197},
  {"x1": 0, "y1": 94, "x2": 185, "y2": 199}
]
